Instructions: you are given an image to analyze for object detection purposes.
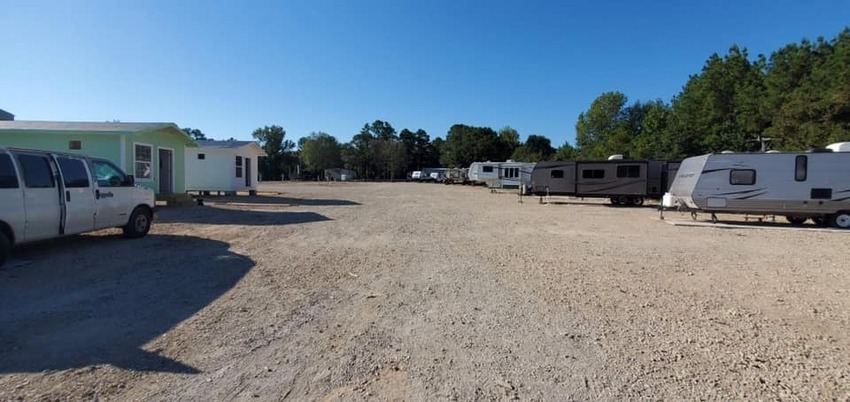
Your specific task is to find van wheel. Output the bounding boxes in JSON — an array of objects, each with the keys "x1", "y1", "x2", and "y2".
[
  {"x1": 785, "y1": 215, "x2": 807, "y2": 225},
  {"x1": 832, "y1": 211, "x2": 850, "y2": 229},
  {"x1": 0, "y1": 231, "x2": 11, "y2": 267},
  {"x1": 123, "y1": 207, "x2": 152, "y2": 238}
]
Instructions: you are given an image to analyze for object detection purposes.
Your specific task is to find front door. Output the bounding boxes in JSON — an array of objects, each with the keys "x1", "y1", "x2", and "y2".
[
  {"x1": 13, "y1": 152, "x2": 62, "y2": 241},
  {"x1": 245, "y1": 157, "x2": 251, "y2": 187},
  {"x1": 158, "y1": 148, "x2": 173, "y2": 194},
  {"x1": 56, "y1": 156, "x2": 96, "y2": 235}
]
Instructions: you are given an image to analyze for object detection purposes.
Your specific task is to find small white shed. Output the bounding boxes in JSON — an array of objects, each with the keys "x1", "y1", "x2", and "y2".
[{"x1": 185, "y1": 140, "x2": 267, "y2": 194}]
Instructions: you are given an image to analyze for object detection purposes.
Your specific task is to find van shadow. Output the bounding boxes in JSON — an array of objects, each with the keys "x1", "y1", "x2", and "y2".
[
  {"x1": 198, "y1": 194, "x2": 360, "y2": 207},
  {"x1": 156, "y1": 206, "x2": 332, "y2": 226},
  {"x1": 0, "y1": 234, "x2": 253, "y2": 374}
]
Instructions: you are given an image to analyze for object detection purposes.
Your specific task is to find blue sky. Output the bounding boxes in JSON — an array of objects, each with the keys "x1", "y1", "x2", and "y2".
[{"x1": 1, "y1": 1, "x2": 848, "y2": 146}]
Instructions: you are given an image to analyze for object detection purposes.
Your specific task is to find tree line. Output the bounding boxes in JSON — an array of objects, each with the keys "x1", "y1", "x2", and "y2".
[{"x1": 190, "y1": 27, "x2": 849, "y2": 180}]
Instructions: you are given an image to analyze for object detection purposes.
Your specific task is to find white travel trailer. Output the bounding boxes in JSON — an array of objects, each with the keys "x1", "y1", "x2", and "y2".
[
  {"x1": 468, "y1": 160, "x2": 535, "y2": 191},
  {"x1": 669, "y1": 143, "x2": 850, "y2": 228}
]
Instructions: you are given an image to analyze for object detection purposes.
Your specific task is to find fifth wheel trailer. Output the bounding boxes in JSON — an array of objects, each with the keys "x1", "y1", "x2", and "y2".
[
  {"x1": 530, "y1": 159, "x2": 680, "y2": 205},
  {"x1": 668, "y1": 143, "x2": 850, "y2": 228}
]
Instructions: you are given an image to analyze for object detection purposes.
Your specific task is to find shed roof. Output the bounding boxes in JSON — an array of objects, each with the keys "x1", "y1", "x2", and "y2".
[
  {"x1": 196, "y1": 140, "x2": 267, "y2": 156},
  {"x1": 0, "y1": 120, "x2": 196, "y2": 146}
]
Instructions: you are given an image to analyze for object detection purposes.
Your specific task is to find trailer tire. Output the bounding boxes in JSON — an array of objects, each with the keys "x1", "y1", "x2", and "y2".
[
  {"x1": 832, "y1": 211, "x2": 850, "y2": 229},
  {"x1": 632, "y1": 197, "x2": 644, "y2": 206},
  {"x1": 610, "y1": 198, "x2": 621, "y2": 206},
  {"x1": 0, "y1": 231, "x2": 11, "y2": 268},
  {"x1": 812, "y1": 216, "x2": 828, "y2": 227},
  {"x1": 785, "y1": 215, "x2": 807, "y2": 225}
]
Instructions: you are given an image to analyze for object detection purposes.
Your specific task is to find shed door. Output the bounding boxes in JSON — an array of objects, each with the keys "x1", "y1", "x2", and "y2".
[
  {"x1": 158, "y1": 148, "x2": 173, "y2": 193},
  {"x1": 245, "y1": 158, "x2": 251, "y2": 187}
]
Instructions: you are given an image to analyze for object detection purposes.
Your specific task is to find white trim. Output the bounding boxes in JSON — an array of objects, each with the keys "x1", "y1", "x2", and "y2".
[
  {"x1": 120, "y1": 135, "x2": 127, "y2": 168},
  {"x1": 158, "y1": 146, "x2": 176, "y2": 193},
  {"x1": 133, "y1": 142, "x2": 154, "y2": 182}
]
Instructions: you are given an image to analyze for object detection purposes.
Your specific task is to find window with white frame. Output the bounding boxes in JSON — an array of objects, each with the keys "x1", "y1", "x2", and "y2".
[
  {"x1": 134, "y1": 144, "x2": 153, "y2": 180},
  {"x1": 235, "y1": 156, "x2": 243, "y2": 178}
]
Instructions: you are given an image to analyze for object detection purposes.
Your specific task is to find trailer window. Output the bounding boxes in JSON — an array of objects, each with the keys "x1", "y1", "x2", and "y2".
[
  {"x1": 482, "y1": 165, "x2": 494, "y2": 173},
  {"x1": 16, "y1": 153, "x2": 55, "y2": 188},
  {"x1": 729, "y1": 169, "x2": 756, "y2": 185},
  {"x1": 582, "y1": 169, "x2": 605, "y2": 179},
  {"x1": 0, "y1": 153, "x2": 19, "y2": 188},
  {"x1": 795, "y1": 155, "x2": 807, "y2": 181},
  {"x1": 550, "y1": 169, "x2": 564, "y2": 179},
  {"x1": 616, "y1": 165, "x2": 640, "y2": 178},
  {"x1": 503, "y1": 167, "x2": 519, "y2": 178}
]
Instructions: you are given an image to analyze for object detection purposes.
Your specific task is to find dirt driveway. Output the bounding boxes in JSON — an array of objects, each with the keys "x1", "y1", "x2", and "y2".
[{"x1": 1, "y1": 182, "x2": 848, "y2": 400}]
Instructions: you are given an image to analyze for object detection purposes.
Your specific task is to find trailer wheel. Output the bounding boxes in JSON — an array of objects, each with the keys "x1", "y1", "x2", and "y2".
[
  {"x1": 785, "y1": 215, "x2": 807, "y2": 225},
  {"x1": 832, "y1": 212, "x2": 850, "y2": 229},
  {"x1": 610, "y1": 198, "x2": 621, "y2": 206},
  {"x1": 812, "y1": 216, "x2": 828, "y2": 227},
  {"x1": 632, "y1": 197, "x2": 644, "y2": 206}
]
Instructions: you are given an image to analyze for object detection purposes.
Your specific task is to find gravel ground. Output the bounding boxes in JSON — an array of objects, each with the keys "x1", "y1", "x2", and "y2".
[{"x1": 1, "y1": 181, "x2": 848, "y2": 401}]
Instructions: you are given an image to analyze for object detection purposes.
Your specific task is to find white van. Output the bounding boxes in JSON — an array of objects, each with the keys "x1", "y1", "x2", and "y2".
[{"x1": 0, "y1": 147, "x2": 156, "y2": 266}]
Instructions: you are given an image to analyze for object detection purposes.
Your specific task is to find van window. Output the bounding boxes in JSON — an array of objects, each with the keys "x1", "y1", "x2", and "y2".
[
  {"x1": 550, "y1": 169, "x2": 564, "y2": 179},
  {"x1": 582, "y1": 169, "x2": 604, "y2": 179},
  {"x1": 482, "y1": 165, "x2": 494, "y2": 173},
  {"x1": 0, "y1": 153, "x2": 19, "y2": 189},
  {"x1": 57, "y1": 157, "x2": 91, "y2": 188},
  {"x1": 16, "y1": 153, "x2": 55, "y2": 188},
  {"x1": 795, "y1": 155, "x2": 807, "y2": 181},
  {"x1": 90, "y1": 159, "x2": 127, "y2": 187},
  {"x1": 730, "y1": 169, "x2": 756, "y2": 185},
  {"x1": 616, "y1": 165, "x2": 640, "y2": 178}
]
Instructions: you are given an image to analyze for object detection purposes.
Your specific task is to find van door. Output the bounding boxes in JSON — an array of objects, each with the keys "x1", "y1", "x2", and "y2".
[
  {"x1": 56, "y1": 156, "x2": 97, "y2": 235},
  {"x1": 90, "y1": 159, "x2": 135, "y2": 229},
  {"x1": 13, "y1": 151, "x2": 62, "y2": 241},
  {"x1": 0, "y1": 152, "x2": 26, "y2": 242}
]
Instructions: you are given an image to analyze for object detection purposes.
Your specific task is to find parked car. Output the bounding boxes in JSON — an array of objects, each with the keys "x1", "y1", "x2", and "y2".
[{"x1": 0, "y1": 147, "x2": 156, "y2": 266}]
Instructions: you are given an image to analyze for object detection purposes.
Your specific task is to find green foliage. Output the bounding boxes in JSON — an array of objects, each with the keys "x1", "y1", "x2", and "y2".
[
  {"x1": 553, "y1": 142, "x2": 578, "y2": 161},
  {"x1": 298, "y1": 132, "x2": 342, "y2": 178},
  {"x1": 511, "y1": 134, "x2": 555, "y2": 162},
  {"x1": 442, "y1": 124, "x2": 513, "y2": 167},
  {"x1": 252, "y1": 125, "x2": 287, "y2": 180},
  {"x1": 180, "y1": 127, "x2": 207, "y2": 140}
]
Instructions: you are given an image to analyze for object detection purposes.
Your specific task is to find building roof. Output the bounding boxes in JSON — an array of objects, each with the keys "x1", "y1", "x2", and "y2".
[
  {"x1": 0, "y1": 120, "x2": 196, "y2": 146},
  {"x1": 0, "y1": 109, "x2": 13, "y2": 121},
  {"x1": 0, "y1": 120, "x2": 177, "y2": 133},
  {"x1": 196, "y1": 140, "x2": 267, "y2": 156}
]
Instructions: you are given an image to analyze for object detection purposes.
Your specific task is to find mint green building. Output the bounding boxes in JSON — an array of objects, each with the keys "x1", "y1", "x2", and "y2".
[{"x1": 0, "y1": 121, "x2": 197, "y2": 194}]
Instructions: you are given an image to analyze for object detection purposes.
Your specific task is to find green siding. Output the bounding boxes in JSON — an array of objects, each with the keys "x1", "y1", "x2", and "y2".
[{"x1": 0, "y1": 128, "x2": 194, "y2": 194}]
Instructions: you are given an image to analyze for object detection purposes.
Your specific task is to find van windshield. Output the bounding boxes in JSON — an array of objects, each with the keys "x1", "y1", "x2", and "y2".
[{"x1": 90, "y1": 159, "x2": 127, "y2": 187}]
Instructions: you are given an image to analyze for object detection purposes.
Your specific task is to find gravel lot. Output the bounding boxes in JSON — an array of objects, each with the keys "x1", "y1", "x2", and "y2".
[{"x1": 1, "y1": 181, "x2": 849, "y2": 401}]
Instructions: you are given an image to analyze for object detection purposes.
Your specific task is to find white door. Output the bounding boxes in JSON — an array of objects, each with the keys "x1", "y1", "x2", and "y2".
[
  {"x1": 13, "y1": 152, "x2": 62, "y2": 242},
  {"x1": 90, "y1": 159, "x2": 135, "y2": 228},
  {"x1": 56, "y1": 156, "x2": 97, "y2": 235}
]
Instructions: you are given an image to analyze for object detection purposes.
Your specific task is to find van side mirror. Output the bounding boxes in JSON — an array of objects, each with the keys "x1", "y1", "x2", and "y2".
[{"x1": 124, "y1": 175, "x2": 135, "y2": 186}]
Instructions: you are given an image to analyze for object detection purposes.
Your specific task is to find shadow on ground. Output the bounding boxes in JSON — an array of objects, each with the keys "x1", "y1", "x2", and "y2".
[
  {"x1": 0, "y1": 234, "x2": 253, "y2": 374},
  {"x1": 197, "y1": 194, "x2": 360, "y2": 207},
  {"x1": 157, "y1": 206, "x2": 333, "y2": 226}
]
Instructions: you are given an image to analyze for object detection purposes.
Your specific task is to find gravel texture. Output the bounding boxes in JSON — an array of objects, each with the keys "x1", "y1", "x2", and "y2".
[{"x1": 1, "y1": 181, "x2": 848, "y2": 401}]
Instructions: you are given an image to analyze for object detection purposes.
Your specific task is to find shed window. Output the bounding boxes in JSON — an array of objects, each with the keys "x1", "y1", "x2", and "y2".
[
  {"x1": 582, "y1": 169, "x2": 605, "y2": 179},
  {"x1": 69, "y1": 140, "x2": 82, "y2": 150},
  {"x1": 550, "y1": 169, "x2": 564, "y2": 179},
  {"x1": 616, "y1": 165, "x2": 640, "y2": 178},
  {"x1": 197, "y1": 153, "x2": 206, "y2": 160},
  {"x1": 730, "y1": 169, "x2": 756, "y2": 185},
  {"x1": 0, "y1": 153, "x2": 19, "y2": 189},
  {"x1": 482, "y1": 165, "x2": 494, "y2": 173},
  {"x1": 795, "y1": 155, "x2": 807, "y2": 181},
  {"x1": 235, "y1": 156, "x2": 243, "y2": 178},
  {"x1": 15, "y1": 153, "x2": 55, "y2": 188},
  {"x1": 134, "y1": 144, "x2": 153, "y2": 180}
]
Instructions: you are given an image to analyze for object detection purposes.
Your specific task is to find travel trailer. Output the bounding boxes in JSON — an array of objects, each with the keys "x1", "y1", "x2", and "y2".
[
  {"x1": 531, "y1": 159, "x2": 680, "y2": 205},
  {"x1": 668, "y1": 143, "x2": 850, "y2": 227},
  {"x1": 443, "y1": 168, "x2": 469, "y2": 185},
  {"x1": 468, "y1": 161, "x2": 535, "y2": 191}
]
